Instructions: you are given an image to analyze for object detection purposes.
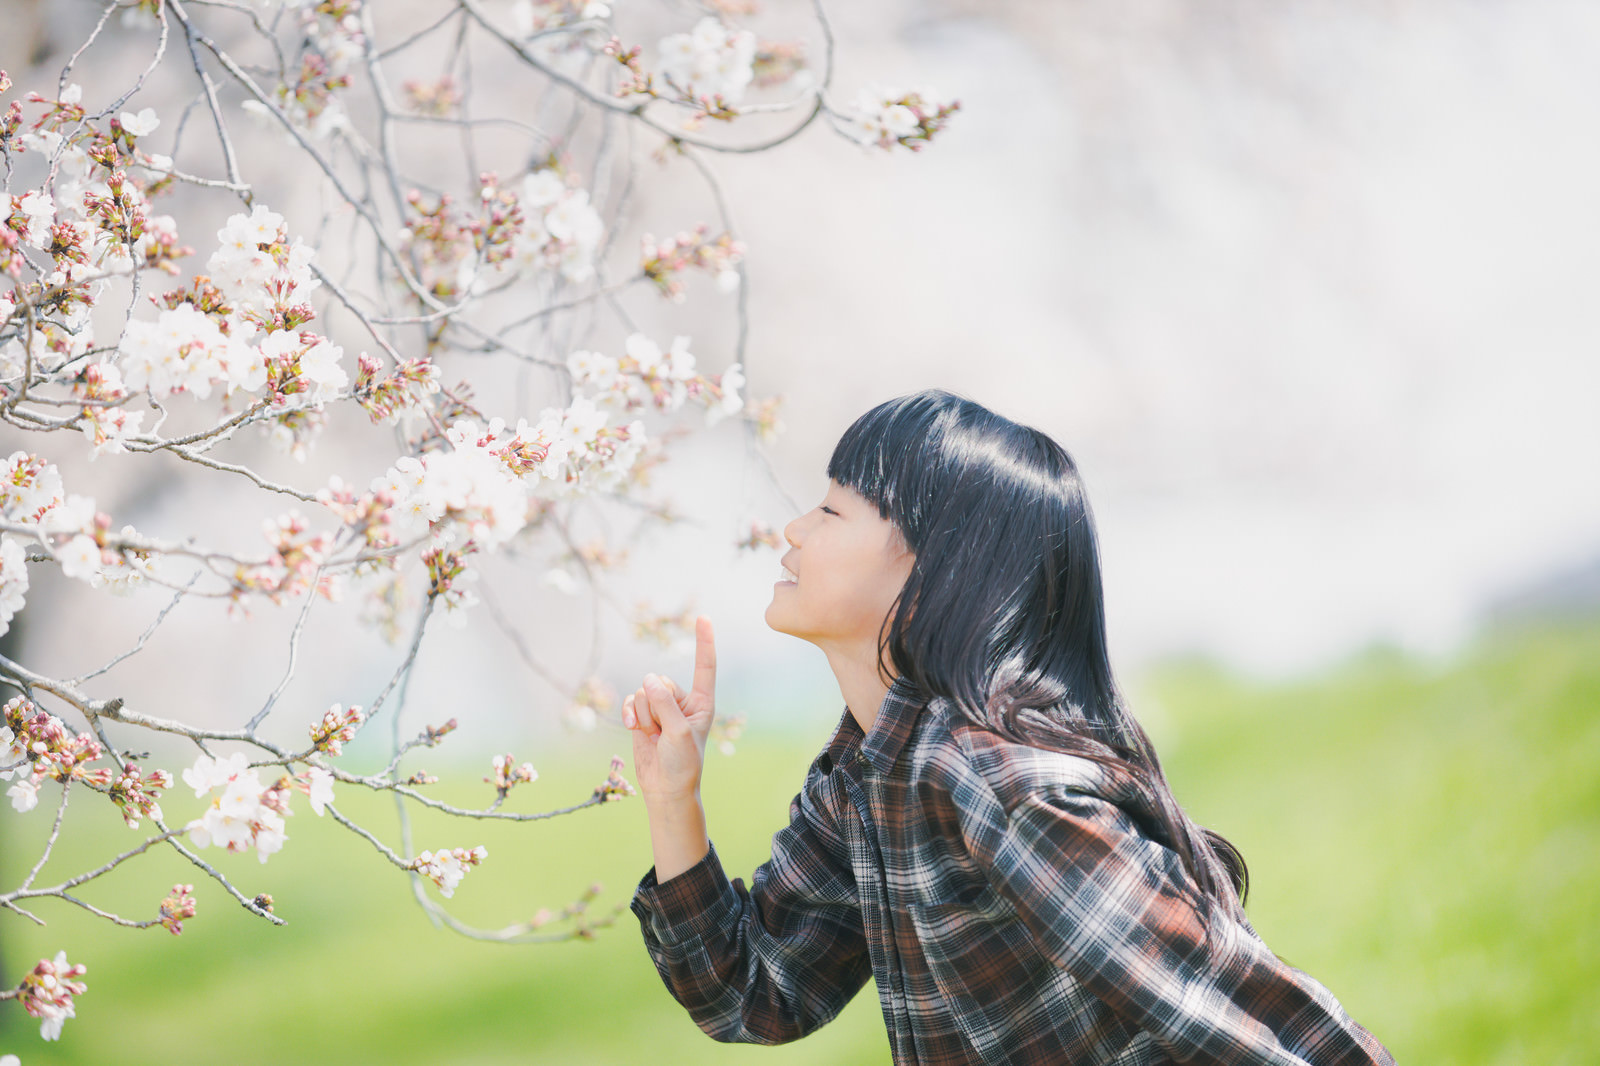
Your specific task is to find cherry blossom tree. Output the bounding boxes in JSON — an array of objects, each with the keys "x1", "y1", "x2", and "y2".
[{"x1": 0, "y1": 0, "x2": 957, "y2": 1046}]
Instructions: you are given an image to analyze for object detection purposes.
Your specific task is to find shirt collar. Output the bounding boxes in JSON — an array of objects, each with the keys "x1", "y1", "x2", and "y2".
[{"x1": 859, "y1": 674, "x2": 928, "y2": 775}]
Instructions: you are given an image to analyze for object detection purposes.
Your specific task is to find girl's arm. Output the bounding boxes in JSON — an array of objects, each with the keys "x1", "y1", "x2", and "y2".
[
  {"x1": 625, "y1": 617, "x2": 872, "y2": 1043},
  {"x1": 630, "y1": 767, "x2": 873, "y2": 1045}
]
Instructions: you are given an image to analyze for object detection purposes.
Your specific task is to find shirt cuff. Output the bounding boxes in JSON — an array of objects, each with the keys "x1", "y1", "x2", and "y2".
[{"x1": 630, "y1": 840, "x2": 742, "y2": 947}]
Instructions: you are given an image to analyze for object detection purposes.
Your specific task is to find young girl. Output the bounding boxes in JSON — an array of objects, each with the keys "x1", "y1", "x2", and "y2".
[{"x1": 622, "y1": 390, "x2": 1394, "y2": 1065}]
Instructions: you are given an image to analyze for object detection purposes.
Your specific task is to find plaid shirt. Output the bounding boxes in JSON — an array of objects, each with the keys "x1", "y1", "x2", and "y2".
[{"x1": 631, "y1": 676, "x2": 1395, "y2": 1065}]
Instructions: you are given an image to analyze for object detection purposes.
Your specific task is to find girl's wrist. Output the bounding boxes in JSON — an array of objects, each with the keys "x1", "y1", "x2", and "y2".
[
  {"x1": 645, "y1": 792, "x2": 710, "y2": 883},
  {"x1": 643, "y1": 787, "x2": 703, "y2": 812}
]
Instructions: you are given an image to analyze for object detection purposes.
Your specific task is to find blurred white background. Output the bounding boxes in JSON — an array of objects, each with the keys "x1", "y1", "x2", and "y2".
[{"x1": 4, "y1": 0, "x2": 1598, "y2": 747}]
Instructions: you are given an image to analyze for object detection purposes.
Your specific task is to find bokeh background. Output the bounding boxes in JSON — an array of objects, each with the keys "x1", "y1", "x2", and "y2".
[{"x1": 3, "y1": 0, "x2": 1598, "y2": 1062}]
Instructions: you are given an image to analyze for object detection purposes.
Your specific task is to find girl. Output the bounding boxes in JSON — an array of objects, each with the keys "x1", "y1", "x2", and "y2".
[{"x1": 623, "y1": 390, "x2": 1394, "y2": 1065}]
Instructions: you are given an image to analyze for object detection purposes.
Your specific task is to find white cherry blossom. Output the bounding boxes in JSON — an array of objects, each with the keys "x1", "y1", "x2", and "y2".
[
  {"x1": 520, "y1": 168, "x2": 566, "y2": 208},
  {"x1": 8, "y1": 777, "x2": 39, "y2": 813},
  {"x1": 182, "y1": 752, "x2": 251, "y2": 797},
  {"x1": 0, "y1": 537, "x2": 28, "y2": 637},
  {"x1": 658, "y1": 17, "x2": 756, "y2": 104},
  {"x1": 118, "y1": 107, "x2": 160, "y2": 137},
  {"x1": 185, "y1": 752, "x2": 290, "y2": 863},
  {"x1": 55, "y1": 535, "x2": 103, "y2": 584},
  {"x1": 307, "y1": 767, "x2": 335, "y2": 815},
  {"x1": 17, "y1": 191, "x2": 55, "y2": 249},
  {"x1": 298, "y1": 338, "x2": 348, "y2": 400},
  {"x1": 0, "y1": 452, "x2": 63, "y2": 522}
]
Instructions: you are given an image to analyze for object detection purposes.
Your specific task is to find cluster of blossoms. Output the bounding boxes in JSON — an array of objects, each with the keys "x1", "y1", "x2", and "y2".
[
  {"x1": 0, "y1": 454, "x2": 145, "y2": 596},
  {"x1": 712, "y1": 711, "x2": 747, "y2": 757},
  {"x1": 610, "y1": 15, "x2": 810, "y2": 129},
  {"x1": 380, "y1": 420, "x2": 543, "y2": 549},
  {"x1": 639, "y1": 226, "x2": 744, "y2": 301},
  {"x1": 422, "y1": 544, "x2": 479, "y2": 621},
  {"x1": 736, "y1": 518, "x2": 784, "y2": 551},
  {"x1": 486, "y1": 753, "x2": 538, "y2": 798},
  {"x1": 567, "y1": 332, "x2": 744, "y2": 424},
  {"x1": 839, "y1": 84, "x2": 963, "y2": 151},
  {"x1": 4, "y1": 82, "x2": 153, "y2": 281},
  {"x1": 2, "y1": 697, "x2": 129, "y2": 813},
  {"x1": 2, "y1": 91, "x2": 352, "y2": 458},
  {"x1": 592, "y1": 754, "x2": 635, "y2": 802},
  {"x1": 182, "y1": 752, "x2": 334, "y2": 863},
  {"x1": 510, "y1": 0, "x2": 611, "y2": 37},
  {"x1": 403, "y1": 165, "x2": 607, "y2": 296},
  {"x1": 752, "y1": 40, "x2": 808, "y2": 90},
  {"x1": 657, "y1": 17, "x2": 758, "y2": 107},
  {"x1": 352, "y1": 354, "x2": 442, "y2": 424},
  {"x1": 14, "y1": 951, "x2": 86, "y2": 1041},
  {"x1": 158, "y1": 883, "x2": 198, "y2": 936},
  {"x1": 564, "y1": 677, "x2": 614, "y2": 731},
  {"x1": 373, "y1": 395, "x2": 655, "y2": 568},
  {"x1": 509, "y1": 167, "x2": 605, "y2": 285},
  {"x1": 527, "y1": 880, "x2": 611, "y2": 937},
  {"x1": 308, "y1": 703, "x2": 366, "y2": 756},
  {"x1": 74, "y1": 361, "x2": 145, "y2": 458},
  {"x1": 631, "y1": 601, "x2": 697, "y2": 650},
  {"x1": 182, "y1": 754, "x2": 290, "y2": 862},
  {"x1": 240, "y1": 2, "x2": 366, "y2": 140},
  {"x1": 409, "y1": 166, "x2": 608, "y2": 296},
  {"x1": 83, "y1": 182, "x2": 345, "y2": 455},
  {"x1": 1, "y1": 84, "x2": 195, "y2": 420},
  {"x1": 411, "y1": 845, "x2": 487, "y2": 898},
  {"x1": 151, "y1": 203, "x2": 353, "y2": 461},
  {"x1": 233, "y1": 511, "x2": 339, "y2": 604},
  {"x1": 402, "y1": 75, "x2": 461, "y2": 117},
  {"x1": 107, "y1": 762, "x2": 174, "y2": 829},
  {"x1": 0, "y1": 189, "x2": 57, "y2": 254}
]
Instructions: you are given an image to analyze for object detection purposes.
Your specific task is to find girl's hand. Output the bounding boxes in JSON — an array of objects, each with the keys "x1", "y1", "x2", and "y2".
[{"x1": 623, "y1": 615, "x2": 716, "y2": 803}]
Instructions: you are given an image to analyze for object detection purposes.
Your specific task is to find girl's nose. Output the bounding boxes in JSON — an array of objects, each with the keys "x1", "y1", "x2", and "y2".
[{"x1": 783, "y1": 515, "x2": 803, "y2": 548}]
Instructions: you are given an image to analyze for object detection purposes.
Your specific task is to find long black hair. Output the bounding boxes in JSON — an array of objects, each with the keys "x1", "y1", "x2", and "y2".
[{"x1": 827, "y1": 389, "x2": 1249, "y2": 919}]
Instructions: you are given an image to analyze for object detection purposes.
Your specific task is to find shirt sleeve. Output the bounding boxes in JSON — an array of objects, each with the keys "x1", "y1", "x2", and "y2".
[
  {"x1": 984, "y1": 787, "x2": 1396, "y2": 1065},
  {"x1": 629, "y1": 770, "x2": 872, "y2": 1045}
]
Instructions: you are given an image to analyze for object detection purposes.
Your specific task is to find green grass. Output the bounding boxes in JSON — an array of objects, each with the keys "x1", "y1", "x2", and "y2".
[{"x1": 3, "y1": 617, "x2": 1597, "y2": 1064}]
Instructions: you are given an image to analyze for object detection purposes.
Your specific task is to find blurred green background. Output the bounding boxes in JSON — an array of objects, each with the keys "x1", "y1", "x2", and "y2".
[{"x1": 3, "y1": 616, "x2": 1597, "y2": 1064}]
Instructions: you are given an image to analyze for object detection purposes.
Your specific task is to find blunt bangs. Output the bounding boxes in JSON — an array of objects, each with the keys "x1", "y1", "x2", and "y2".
[
  {"x1": 825, "y1": 391, "x2": 953, "y2": 541},
  {"x1": 826, "y1": 390, "x2": 1082, "y2": 556}
]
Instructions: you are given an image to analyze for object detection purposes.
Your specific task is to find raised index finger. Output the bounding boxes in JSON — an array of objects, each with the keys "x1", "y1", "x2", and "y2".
[{"x1": 691, "y1": 615, "x2": 717, "y2": 702}]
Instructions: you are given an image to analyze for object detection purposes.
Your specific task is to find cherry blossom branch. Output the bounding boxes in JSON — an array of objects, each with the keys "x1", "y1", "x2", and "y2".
[
  {"x1": 173, "y1": 0, "x2": 247, "y2": 191},
  {"x1": 7, "y1": 827, "x2": 185, "y2": 903},
  {"x1": 169, "y1": 0, "x2": 449, "y2": 313},
  {"x1": 92, "y1": 1, "x2": 172, "y2": 122},
  {"x1": 0, "y1": 0, "x2": 960, "y2": 1038},
  {"x1": 375, "y1": 6, "x2": 465, "y2": 61},
  {"x1": 56, "y1": 2, "x2": 121, "y2": 100},
  {"x1": 407, "y1": 880, "x2": 629, "y2": 944},
  {"x1": 73, "y1": 576, "x2": 197, "y2": 684},
  {"x1": 18, "y1": 781, "x2": 72, "y2": 893},
  {"x1": 245, "y1": 562, "x2": 325, "y2": 729}
]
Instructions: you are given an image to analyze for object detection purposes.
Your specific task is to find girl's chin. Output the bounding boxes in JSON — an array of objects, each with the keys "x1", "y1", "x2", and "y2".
[{"x1": 763, "y1": 602, "x2": 793, "y2": 635}]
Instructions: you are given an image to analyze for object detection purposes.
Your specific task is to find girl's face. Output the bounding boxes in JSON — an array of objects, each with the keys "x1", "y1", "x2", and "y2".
[{"x1": 765, "y1": 480, "x2": 916, "y2": 657}]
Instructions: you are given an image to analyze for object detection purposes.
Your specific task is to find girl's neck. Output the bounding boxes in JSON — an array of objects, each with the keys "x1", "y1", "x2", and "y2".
[{"x1": 823, "y1": 643, "x2": 897, "y2": 735}]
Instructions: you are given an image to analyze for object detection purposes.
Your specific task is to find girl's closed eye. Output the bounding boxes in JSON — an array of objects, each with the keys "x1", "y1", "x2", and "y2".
[{"x1": 820, "y1": 506, "x2": 839, "y2": 516}]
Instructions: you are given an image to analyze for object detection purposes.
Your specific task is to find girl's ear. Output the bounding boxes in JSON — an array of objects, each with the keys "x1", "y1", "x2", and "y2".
[{"x1": 889, "y1": 524, "x2": 914, "y2": 560}]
